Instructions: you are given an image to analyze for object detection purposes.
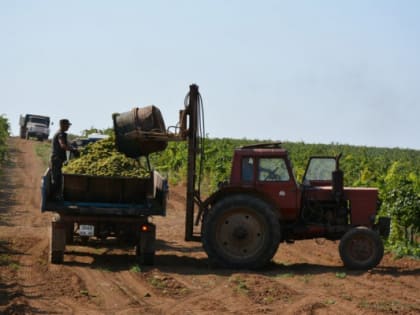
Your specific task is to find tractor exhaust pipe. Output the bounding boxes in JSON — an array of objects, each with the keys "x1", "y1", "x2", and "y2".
[{"x1": 332, "y1": 154, "x2": 344, "y2": 202}]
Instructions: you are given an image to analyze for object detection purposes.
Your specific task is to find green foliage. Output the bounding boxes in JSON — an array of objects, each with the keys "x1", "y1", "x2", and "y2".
[
  {"x1": 34, "y1": 142, "x2": 51, "y2": 168},
  {"x1": 380, "y1": 161, "x2": 420, "y2": 256},
  {"x1": 335, "y1": 272, "x2": 347, "y2": 279},
  {"x1": 130, "y1": 264, "x2": 142, "y2": 273},
  {"x1": 0, "y1": 115, "x2": 10, "y2": 163}
]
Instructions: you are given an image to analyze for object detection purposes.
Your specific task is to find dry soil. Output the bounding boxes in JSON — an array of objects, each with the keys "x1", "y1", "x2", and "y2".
[{"x1": 0, "y1": 137, "x2": 419, "y2": 314}]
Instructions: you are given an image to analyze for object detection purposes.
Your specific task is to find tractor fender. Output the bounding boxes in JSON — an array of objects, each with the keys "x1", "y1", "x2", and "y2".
[{"x1": 202, "y1": 186, "x2": 283, "y2": 220}]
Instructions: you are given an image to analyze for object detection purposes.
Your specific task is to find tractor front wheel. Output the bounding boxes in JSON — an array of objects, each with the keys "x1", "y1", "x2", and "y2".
[
  {"x1": 339, "y1": 227, "x2": 384, "y2": 270},
  {"x1": 202, "y1": 194, "x2": 281, "y2": 269}
]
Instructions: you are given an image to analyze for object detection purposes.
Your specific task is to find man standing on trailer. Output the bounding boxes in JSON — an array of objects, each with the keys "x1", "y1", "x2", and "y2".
[{"x1": 50, "y1": 119, "x2": 76, "y2": 200}]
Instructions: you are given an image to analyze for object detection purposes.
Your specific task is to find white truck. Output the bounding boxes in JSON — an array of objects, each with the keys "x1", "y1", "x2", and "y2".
[{"x1": 19, "y1": 114, "x2": 50, "y2": 141}]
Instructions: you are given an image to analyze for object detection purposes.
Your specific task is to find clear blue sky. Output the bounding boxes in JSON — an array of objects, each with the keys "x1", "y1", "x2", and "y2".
[{"x1": 1, "y1": 0, "x2": 419, "y2": 149}]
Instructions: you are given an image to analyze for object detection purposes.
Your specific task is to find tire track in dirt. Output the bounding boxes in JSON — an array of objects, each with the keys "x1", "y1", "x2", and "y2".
[
  {"x1": 69, "y1": 267, "x2": 147, "y2": 313},
  {"x1": 0, "y1": 139, "x2": 90, "y2": 313},
  {"x1": 0, "y1": 139, "x2": 52, "y2": 311}
]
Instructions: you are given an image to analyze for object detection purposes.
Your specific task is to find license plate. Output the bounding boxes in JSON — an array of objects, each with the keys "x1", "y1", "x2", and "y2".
[{"x1": 79, "y1": 225, "x2": 94, "y2": 236}]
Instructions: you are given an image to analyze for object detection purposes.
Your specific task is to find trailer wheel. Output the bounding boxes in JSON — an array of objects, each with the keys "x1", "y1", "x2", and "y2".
[
  {"x1": 135, "y1": 223, "x2": 156, "y2": 266},
  {"x1": 51, "y1": 250, "x2": 64, "y2": 264},
  {"x1": 202, "y1": 194, "x2": 281, "y2": 269},
  {"x1": 135, "y1": 246, "x2": 155, "y2": 265},
  {"x1": 80, "y1": 236, "x2": 89, "y2": 245},
  {"x1": 65, "y1": 222, "x2": 74, "y2": 244},
  {"x1": 339, "y1": 227, "x2": 384, "y2": 270},
  {"x1": 50, "y1": 216, "x2": 66, "y2": 264}
]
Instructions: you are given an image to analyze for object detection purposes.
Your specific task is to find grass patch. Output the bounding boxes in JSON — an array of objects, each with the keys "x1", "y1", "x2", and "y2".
[
  {"x1": 130, "y1": 264, "x2": 142, "y2": 273},
  {"x1": 0, "y1": 254, "x2": 20, "y2": 270},
  {"x1": 146, "y1": 273, "x2": 190, "y2": 297},
  {"x1": 9, "y1": 262, "x2": 20, "y2": 270},
  {"x1": 335, "y1": 272, "x2": 347, "y2": 279},
  {"x1": 275, "y1": 272, "x2": 295, "y2": 278},
  {"x1": 229, "y1": 276, "x2": 249, "y2": 294},
  {"x1": 148, "y1": 275, "x2": 168, "y2": 289},
  {"x1": 358, "y1": 299, "x2": 419, "y2": 312},
  {"x1": 300, "y1": 274, "x2": 313, "y2": 284},
  {"x1": 34, "y1": 141, "x2": 51, "y2": 168},
  {"x1": 0, "y1": 254, "x2": 11, "y2": 265},
  {"x1": 80, "y1": 290, "x2": 89, "y2": 296}
]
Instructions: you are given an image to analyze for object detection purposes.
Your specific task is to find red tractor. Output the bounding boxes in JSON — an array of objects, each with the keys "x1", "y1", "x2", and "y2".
[{"x1": 200, "y1": 144, "x2": 390, "y2": 269}]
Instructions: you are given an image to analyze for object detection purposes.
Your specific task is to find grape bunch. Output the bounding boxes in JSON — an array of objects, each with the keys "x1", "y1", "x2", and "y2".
[{"x1": 63, "y1": 135, "x2": 149, "y2": 178}]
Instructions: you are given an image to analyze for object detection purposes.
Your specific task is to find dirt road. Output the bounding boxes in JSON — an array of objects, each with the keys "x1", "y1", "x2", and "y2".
[{"x1": 0, "y1": 137, "x2": 419, "y2": 314}]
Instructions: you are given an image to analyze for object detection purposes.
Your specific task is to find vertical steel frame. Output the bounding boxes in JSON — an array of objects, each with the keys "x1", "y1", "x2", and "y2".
[{"x1": 185, "y1": 84, "x2": 199, "y2": 241}]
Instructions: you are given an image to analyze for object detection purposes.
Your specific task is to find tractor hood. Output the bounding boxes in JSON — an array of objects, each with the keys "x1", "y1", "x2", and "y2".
[{"x1": 304, "y1": 186, "x2": 379, "y2": 226}]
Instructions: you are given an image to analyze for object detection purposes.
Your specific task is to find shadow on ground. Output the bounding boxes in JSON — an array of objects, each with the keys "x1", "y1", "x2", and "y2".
[{"x1": 57, "y1": 238, "x2": 420, "y2": 278}]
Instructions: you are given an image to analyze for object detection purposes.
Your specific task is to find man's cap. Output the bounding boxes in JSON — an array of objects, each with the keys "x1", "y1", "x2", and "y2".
[{"x1": 60, "y1": 119, "x2": 72, "y2": 126}]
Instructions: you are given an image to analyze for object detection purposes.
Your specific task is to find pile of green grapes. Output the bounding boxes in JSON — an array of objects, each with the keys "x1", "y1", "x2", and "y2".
[{"x1": 63, "y1": 135, "x2": 149, "y2": 178}]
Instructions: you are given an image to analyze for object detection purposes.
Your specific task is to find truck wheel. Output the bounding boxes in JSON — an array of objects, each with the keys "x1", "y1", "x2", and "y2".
[
  {"x1": 51, "y1": 250, "x2": 64, "y2": 264},
  {"x1": 339, "y1": 227, "x2": 384, "y2": 270},
  {"x1": 65, "y1": 222, "x2": 74, "y2": 244},
  {"x1": 135, "y1": 224, "x2": 156, "y2": 266},
  {"x1": 80, "y1": 236, "x2": 89, "y2": 245},
  {"x1": 135, "y1": 246, "x2": 155, "y2": 265},
  {"x1": 136, "y1": 244, "x2": 155, "y2": 266},
  {"x1": 50, "y1": 217, "x2": 66, "y2": 264},
  {"x1": 202, "y1": 194, "x2": 281, "y2": 269}
]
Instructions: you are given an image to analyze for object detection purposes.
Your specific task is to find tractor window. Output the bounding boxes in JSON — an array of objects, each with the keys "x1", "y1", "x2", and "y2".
[
  {"x1": 29, "y1": 118, "x2": 48, "y2": 125},
  {"x1": 241, "y1": 157, "x2": 254, "y2": 181},
  {"x1": 258, "y1": 158, "x2": 290, "y2": 182},
  {"x1": 303, "y1": 157, "x2": 336, "y2": 182}
]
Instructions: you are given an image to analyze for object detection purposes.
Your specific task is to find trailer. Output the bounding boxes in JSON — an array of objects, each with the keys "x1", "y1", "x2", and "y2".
[{"x1": 41, "y1": 169, "x2": 168, "y2": 264}]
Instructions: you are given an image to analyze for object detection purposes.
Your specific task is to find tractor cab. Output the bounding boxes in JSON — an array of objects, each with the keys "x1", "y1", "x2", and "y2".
[{"x1": 224, "y1": 143, "x2": 299, "y2": 221}]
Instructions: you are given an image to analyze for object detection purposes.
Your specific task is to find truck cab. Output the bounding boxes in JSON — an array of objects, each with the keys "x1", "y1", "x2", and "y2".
[{"x1": 19, "y1": 114, "x2": 50, "y2": 141}]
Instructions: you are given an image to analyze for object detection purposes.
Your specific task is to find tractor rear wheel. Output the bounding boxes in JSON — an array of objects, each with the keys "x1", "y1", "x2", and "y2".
[
  {"x1": 202, "y1": 194, "x2": 281, "y2": 269},
  {"x1": 339, "y1": 227, "x2": 384, "y2": 270}
]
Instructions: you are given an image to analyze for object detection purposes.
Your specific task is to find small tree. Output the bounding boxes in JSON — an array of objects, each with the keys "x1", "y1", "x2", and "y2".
[{"x1": 0, "y1": 115, "x2": 10, "y2": 161}]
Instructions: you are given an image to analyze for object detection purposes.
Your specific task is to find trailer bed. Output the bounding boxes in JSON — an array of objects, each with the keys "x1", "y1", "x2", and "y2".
[{"x1": 41, "y1": 170, "x2": 168, "y2": 216}]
